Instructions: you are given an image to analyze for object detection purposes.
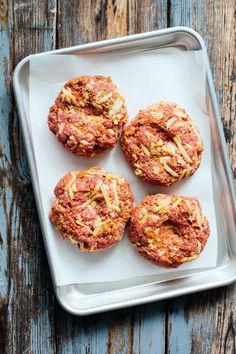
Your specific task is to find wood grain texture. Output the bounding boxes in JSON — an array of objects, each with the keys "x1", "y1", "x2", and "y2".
[
  {"x1": 0, "y1": 0, "x2": 235, "y2": 353},
  {"x1": 1, "y1": 0, "x2": 57, "y2": 353},
  {"x1": 168, "y1": 1, "x2": 236, "y2": 353}
]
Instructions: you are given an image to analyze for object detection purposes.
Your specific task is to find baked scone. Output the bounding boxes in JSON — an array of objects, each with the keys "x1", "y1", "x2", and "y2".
[
  {"x1": 50, "y1": 167, "x2": 133, "y2": 251},
  {"x1": 121, "y1": 102, "x2": 203, "y2": 186},
  {"x1": 129, "y1": 193, "x2": 210, "y2": 267},
  {"x1": 48, "y1": 76, "x2": 128, "y2": 157}
]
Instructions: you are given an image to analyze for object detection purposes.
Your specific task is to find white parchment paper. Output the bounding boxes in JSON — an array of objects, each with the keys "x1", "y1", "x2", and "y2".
[{"x1": 29, "y1": 48, "x2": 217, "y2": 286}]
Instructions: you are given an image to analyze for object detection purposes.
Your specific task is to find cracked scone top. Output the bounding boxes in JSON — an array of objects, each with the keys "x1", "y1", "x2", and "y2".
[
  {"x1": 48, "y1": 75, "x2": 128, "y2": 157},
  {"x1": 121, "y1": 101, "x2": 204, "y2": 186},
  {"x1": 129, "y1": 194, "x2": 210, "y2": 267},
  {"x1": 49, "y1": 167, "x2": 133, "y2": 252}
]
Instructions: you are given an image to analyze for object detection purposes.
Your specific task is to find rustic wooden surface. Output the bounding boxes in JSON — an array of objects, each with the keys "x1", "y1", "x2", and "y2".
[{"x1": 0, "y1": 0, "x2": 235, "y2": 353}]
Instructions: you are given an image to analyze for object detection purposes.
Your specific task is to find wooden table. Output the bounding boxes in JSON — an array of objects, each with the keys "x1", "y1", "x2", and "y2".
[{"x1": 0, "y1": 1, "x2": 235, "y2": 353}]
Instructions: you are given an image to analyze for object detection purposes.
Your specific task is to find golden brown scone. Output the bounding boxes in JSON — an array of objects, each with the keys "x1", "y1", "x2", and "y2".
[
  {"x1": 48, "y1": 76, "x2": 128, "y2": 157},
  {"x1": 50, "y1": 167, "x2": 133, "y2": 252},
  {"x1": 129, "y1": 193, "x2": 210, "y2": 267},
  {"x1": 121, "y1": 102, "x2": 204, "y2": 186}
]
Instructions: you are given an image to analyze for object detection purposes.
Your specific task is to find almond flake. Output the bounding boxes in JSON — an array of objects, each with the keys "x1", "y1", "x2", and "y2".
[
  {"x1": 61, "y1": 87, "x2": 77, "y2": 105},
  {"x1": 80, "y1": 139, "x2": 89, "y2": 145},
  {"x1": 185, "y1": 165, "x2": 192, "y2": 177},
  {"x1": 171, "y1": 198, "x2": 182, "y2": 208},
  {"x1": 58, "y1": 122, "x2": 65, "y2": 134},
  {"x1": 97, "y1": 92, "x2": 112, "y2": 103},
  {"x1": 173, "y1": 135, "x2": 192, "y2": 163},
  {"x1": 155, "y1": 199, "x2": 171, "y2": 213},
  {"x1": 166, "y1": 117, "x2": 177, "y2": 129},
  {"x1": 178, "y1": 169, "x2": 186, "y2": 180},
  {"x1": 163, "y1": 164, "x2": 179, "y2": 177},
  {"x1": 109, "y1": 98, "x2": 123, "y2": 116},
  {"x1": 140, "y1": 143, "x2": 150, "y2": 156},
  {"x1": 160, "y1": 156, "x2": 171, "y2": 164},
  {"x1": 101, "y1": 184, "x2": 112, "y2": 209}
]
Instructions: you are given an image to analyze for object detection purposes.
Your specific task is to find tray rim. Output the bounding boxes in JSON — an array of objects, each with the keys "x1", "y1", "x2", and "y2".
[{"x1": 13, "y1": 26, "x2": 236, "y2": 316}]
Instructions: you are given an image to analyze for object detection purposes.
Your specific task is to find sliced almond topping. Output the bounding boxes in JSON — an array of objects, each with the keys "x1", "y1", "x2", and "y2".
[
  {"x1": 146, "y1": 131, "x2": 156, "y2": 139},
  {"x1": 163, "y1": 164, "x2": 179, "y2": 177},
  {"x1": 160, "y1": 156, "x2": 171, "y2": 164},
  {"x1": 65, "y1": 172, "x2": 77, "y2": 191},
  {"x1": 75, "y1": 219, "x2": 87, "y2": 227},
  {"x1": 158, "y1": 249, "x2": 166, "y2": 256},
  {"x1": 158, "y1": 206, "x2": 170, "y2": 214},
  {"x1": 155, "y1": 199, "x2": 171, "y2": 213},
  {"x1": 149, "y1": 112, "x2": 163, "y2": 120},
  {"x1": 185, "y1": 164, "x2": 192, "y2": 177},
  {"x1": 160, "y1": 101, "x2": 175, "y2": 106},
  {"x1": 171, "y1": 198, "x2": 182, "y2": 208},
  {"x1": 173, "y1": 135, "x2": 192, "y2": 163},
  {"x1": 157, "y1": 215, "x2": 169, "y2": 224},
  {"x1": 112, "y1": 205, "x2": 121, "y2": 212},
  {"x1": 174, "y1": 109, "x2": 188, "y2": 119},
  {"x1": 86, "y1": 170, "x2": 107, "y2": 177},
  {"x1": 140, "y1": 143, "x2": 150, "y2": 156},
  {"x1": 112, "y1": 180, "x2": 119, "y2": 205},
  {"x1": 155, "y1": 140, "x2": 164, "y2": 147},
  {"x1": 58, "y1": 122, "x2": 65, "y2": 134},
  {"x1": 93, "y1": 216, "x2": 102, "y2": 236},
  {"x1": 61, "y1": 87, "x2": 77, "y2": 105},
  {"x1": 146, "y1": 132, "x2": 164, "y2": 146},
  {"x1": 135, "y1": 168, "x2": 143, "y2": 176},
  {"x1": 132, "y1": 153, "x2": 138, "y2": 161},
  {"x1": 197, "y1": 240, "x2": 202, "y2": 253},
  {"x1": 195, "y1": 208, "x2": 202, "y2": 228},
  {"x1": 134, "y1": 163, "x2": 141, "y2": 168},
  {"x1": 80, "y1": 195, "x2": 100, "y2": 209},
  {"x1": 185, "y1": 200, "x2": 192, "y2": 210},
  {"x1": 164, "y1": 142, "x2": 176, "y2": 155},
  {"x1": 101, "y1": 184, "x2": 112, "y2": 209},
  {"x1": 70, "y1": 125, "x2": 83, "y2": 135},
  {"x1": 109, "y1": 98, "x2": 123, "y2": 116},
  {"x1": 173, "y1": 122, "x2": 187, "y2": 128},
  {"x1": 141, "y1": 215, "x2": 148, "y2": 224},
  {"x1": 68, "y1": 188, "x2": 74, "y2": 200},
  {"x1": 108, "y1": 129, "x2": 115, "y2": 135},
  {"x1": 91, "y1": 101, "x2": 102, "y2": 110},
  {"x1": 166, "y1": 117, "x2": 177, "y2": 129},
  {"x1": 80, "y1": 139, "x2": 89, "y2": 145},
  {"x1": 178, "y1": 169, "x2": 186, "y2": 180},
  {"x1": 153, "y1": 166, "x2": 160, "y2": 174},
  {"x1": 85, "y1": 83, "x2": 93, "y2": 91},
  {"x1": 90, "y1": 180, "x2": 103, "y2": 198},
  {"x1": 97, "y1": 92, "x2": 112, "y2": 103}
]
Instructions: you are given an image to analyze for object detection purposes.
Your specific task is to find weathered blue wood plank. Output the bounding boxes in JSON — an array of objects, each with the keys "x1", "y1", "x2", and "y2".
[
  {"x1": 55, "y1": 310, "x2": 110, "y2": 354},
  {"x1": 168, "y1": 1, "x2": 236, "y2": 353},
  {"x1": 0, "y1": 0, "x2": 58, "y2": 353},
  {"x1": 133, "y1": 302, "x2": 166, "y2": 354},
  {"x1": 0, "y1": 2, "x2": 13, "y2": 174},
  {"x1": 0, "y1": 2, "x2": 14, "y2": 352}
]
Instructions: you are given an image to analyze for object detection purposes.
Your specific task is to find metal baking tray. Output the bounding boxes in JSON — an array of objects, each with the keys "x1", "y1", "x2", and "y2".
[{"x1": 13, "y1": 27, "x2": 236, "y2": 315}]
